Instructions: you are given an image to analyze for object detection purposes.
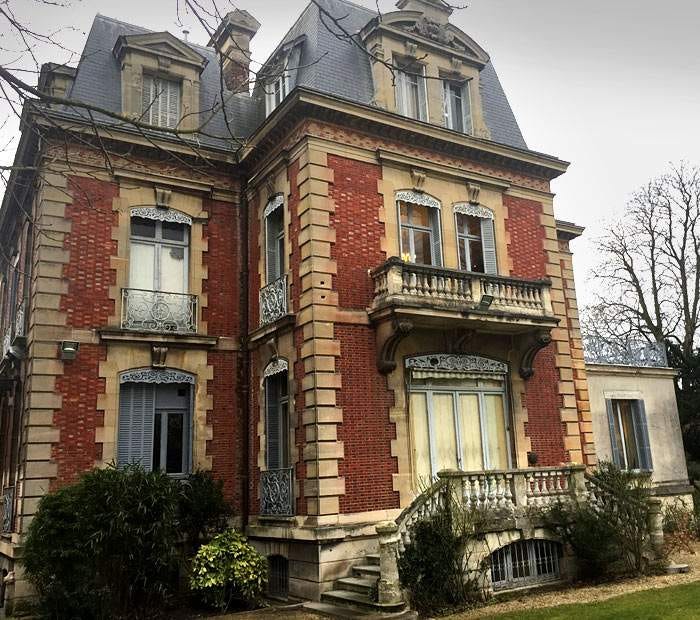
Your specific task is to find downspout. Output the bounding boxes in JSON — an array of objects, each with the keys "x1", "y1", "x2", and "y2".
[{"x1": 239, "y1": 173, "x2": 251, "y2": 527}]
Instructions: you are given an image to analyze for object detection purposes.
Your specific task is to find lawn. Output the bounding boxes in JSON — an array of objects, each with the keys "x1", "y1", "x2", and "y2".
[{"x1": 483, "y1": 581, "x2": 700, "y2": 620}]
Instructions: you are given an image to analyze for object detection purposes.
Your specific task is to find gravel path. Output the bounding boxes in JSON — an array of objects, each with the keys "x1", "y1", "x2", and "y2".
[{"x1": 446, "y1": 543, "x2": 700, "y2": 619}]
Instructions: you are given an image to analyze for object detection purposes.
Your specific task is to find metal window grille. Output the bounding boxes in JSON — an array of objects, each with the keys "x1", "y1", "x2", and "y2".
[
  {"x1": 491, "y1": 539, "x2": 561, "y2": 591},
  {"x1": 268, "y1": 555, "x2": 289, "y2": 599}
]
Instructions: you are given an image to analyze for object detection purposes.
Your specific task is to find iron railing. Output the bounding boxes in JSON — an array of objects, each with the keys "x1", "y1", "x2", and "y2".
[
  {"x1": 260, "y1": 467, "x2": 294, "y2": 517},
  {"x1": 259, "y1": 275, "x2": 288, "y2": 326},
  {"x1": 584, "y1": 338, "x2": 668, "y2": 367},
  {"x1": 121, "y1": 288, "x2": 198, "y2": 334},
  {"x1": 2, "y1": 487, "x2": 14, "y2": 533}
]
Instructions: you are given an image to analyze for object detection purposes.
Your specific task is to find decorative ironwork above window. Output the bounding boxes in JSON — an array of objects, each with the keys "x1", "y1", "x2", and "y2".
[
  {"x1": 130, "y1": 207, "x2": 192, "y2": 226},
  {"x1": 395, "y1": 190, "x2": 441, "y2": 210},
  {"x1": 406, "y1": 353, "x2": 507, "y2": 375},
  {"x1": 263, "y1": 194, "x2": 284, "y2": 219},
  {"x1": 264, "y1": 358, "x2": 289, "y2": 378},
  {"x1": 120, "y1": 368, "x2": 195, "y2": 385},
  {"x1": 453, "y1": 203, "x2": 494, "y2": 220}
]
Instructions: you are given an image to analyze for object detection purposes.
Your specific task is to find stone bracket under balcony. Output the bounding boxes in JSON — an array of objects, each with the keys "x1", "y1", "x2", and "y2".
[
  {"x1": 370, "y1": 258, "x2": 559, "y2": 333},
  {"x1": 99, "y1": 328, "x2": 218, "y2": 349}
]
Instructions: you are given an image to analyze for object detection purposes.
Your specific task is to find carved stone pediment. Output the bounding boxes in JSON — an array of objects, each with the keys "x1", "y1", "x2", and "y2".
[{"x1": 114, "y1": 32, "x2": 207, "y2": 72}]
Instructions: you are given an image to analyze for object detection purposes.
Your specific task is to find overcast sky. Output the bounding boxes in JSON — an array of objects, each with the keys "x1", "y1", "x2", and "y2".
[{"x1": 2, "y1": 0, "x2": 700, "y2": 303}]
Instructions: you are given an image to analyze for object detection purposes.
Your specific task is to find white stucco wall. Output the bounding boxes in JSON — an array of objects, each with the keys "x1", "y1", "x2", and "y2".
[{"x1": 586, "y1": 364, "x2": 689, "y2": 488}]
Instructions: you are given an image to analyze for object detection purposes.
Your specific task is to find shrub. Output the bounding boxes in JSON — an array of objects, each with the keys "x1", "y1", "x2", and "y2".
[
  {"x1": 189, "y1": 529, "x2": 267, "y2": 611},
  {"x1": 22, "y1": 464, "x2": 180, "y2": 619},
  {"x1": 663, "y1": 499, "x2": 699, "y2": 554},
  {"x1": 178, "y1": 470, "x2": 230, "y2": 550},
  {"x1": 398, "y1": 488, "x2": 488, "y2": 615}
]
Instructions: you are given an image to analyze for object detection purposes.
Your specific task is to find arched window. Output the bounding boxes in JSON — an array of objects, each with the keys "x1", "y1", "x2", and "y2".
[
  {"x1": 396, "y1": 190, "x2": 442, "y2": 266},
  {"x1": 264, "y1": 359, "x2": 290, "y2": 469},
  {"x1": 117, "y1": 368, "x2": 194, "y2": 476},
  {"x1": 453, "y1": 203, "x2": 497, "y2": 274}
]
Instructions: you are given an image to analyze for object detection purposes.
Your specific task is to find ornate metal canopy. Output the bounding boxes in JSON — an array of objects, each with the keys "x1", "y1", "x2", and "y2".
[
  {"x1": 130, "y1": 207, "x2": 192, "y2": 226},
  {"x1": 453, "y1": 203, "x2": 494, "y2": 220},
  {"x1": 395, "y1": 190, "x2": 441, "y2": 210},
  {"x1": 119, "y1": 368, "x2": 195, "y2": 384}
]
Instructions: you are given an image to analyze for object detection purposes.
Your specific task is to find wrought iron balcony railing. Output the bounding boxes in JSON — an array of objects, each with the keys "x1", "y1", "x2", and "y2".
[
  {"x1": 583, "y1": 337, "x2": 668, "y2": 367},
  {"x1": 371, "y1": 259, "x2": 553, "y2": 319},
  {"x1": 260, "y1": 467, "x2": 294, "y2": 517},
  {"x1": 259, "y1": 275, "x2": 288, "y2": 326},
  {"x1": 2, "y1": 486, "x2": 14, "y2": 533},
  {"x1": 121, "y1": 288, "x2": 198, "y2": 334},
  {"x1": 13, "y1": 300, "x2": 25, "y2": 342}
]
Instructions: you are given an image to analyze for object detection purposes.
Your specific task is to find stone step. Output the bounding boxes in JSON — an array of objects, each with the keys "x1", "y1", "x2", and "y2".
[
  {"x1": 321, "y1": 589, "x2": 406, "y2": 613},
  {"x1": 365, "y1": 553, "x2": 380, "y2": 566},
  {"x1": 336, "y1": 576, "x2": 377, "y2": 595},
  {"x1": 352, "y1": 564, "x2": 381, "y2": 578},
  {"x1": 304, "y1": 601, "x2": 375, "y2": 618}
]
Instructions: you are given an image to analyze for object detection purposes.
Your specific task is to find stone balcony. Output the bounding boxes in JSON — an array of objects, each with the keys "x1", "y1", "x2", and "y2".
[{"x1": 369, "y1": 258, "x2": 557, "y2": 333}]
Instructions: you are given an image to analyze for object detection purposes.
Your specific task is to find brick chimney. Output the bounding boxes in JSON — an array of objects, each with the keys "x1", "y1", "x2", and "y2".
[{"x1": 208, "y1": 9, "x2": 260, "y2": 93}]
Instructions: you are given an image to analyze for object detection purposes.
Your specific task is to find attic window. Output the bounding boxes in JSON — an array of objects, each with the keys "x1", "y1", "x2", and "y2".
[
  {"x1": 142, "y1": 75, "x2": 181, "y2": 129},
  {"x1": 264, "y1": 43, "x2": 302, "y2": 117}
]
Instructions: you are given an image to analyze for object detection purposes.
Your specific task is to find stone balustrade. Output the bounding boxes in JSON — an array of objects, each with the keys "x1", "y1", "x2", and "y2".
[{"x1": 370, "y1": 258, "x2": 553, "y2": 319}]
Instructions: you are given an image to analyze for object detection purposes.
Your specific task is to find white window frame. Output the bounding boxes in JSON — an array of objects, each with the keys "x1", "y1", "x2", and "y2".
[
  {"x1": 395, "y1": 61, "x2": 428, "y2": 121},
  {"x1": 396, "y1": 191, "x2": 443, "y2": 267},
  {"x1": 265, "y1": 73, "x2": 289, "y2": 116},
  {"x1": 264, "y1": 196, "x2": 285, "y2": 284},
  {"x1": 443, "y1": 78, "x2": 472, "y2": 134},
  {"x1": 142, "y1": 75, "x2": 181, "y2": 129},
  {"x1": 129, "y1": 217, "x2": 190, "y2": 294}
]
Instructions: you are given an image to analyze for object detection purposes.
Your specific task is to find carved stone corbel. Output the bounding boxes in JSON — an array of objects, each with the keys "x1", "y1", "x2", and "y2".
[
  {"x1": 378, "y1": 319, "x2": 413, "y2": 374},
  {"x1": 151, "y1": 345, "x2": 168, "y2": 368},
  {"x1": 519, "y1": 330, "x2": 552, "y2": 379},
  {"x1": 410, "y1": 168, "x2": 426, "y2": 192},
  {"x1": 467, "y1": 182, "x2": 480, "y2": 205},
  {"x1": 155, "y1": 187, "x2": 172, "y2": 209}
]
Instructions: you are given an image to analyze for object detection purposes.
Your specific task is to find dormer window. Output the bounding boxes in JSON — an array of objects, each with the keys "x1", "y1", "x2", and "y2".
[
  {"x1": 141, "y1": 75, "x2": 181, "y2": 128},
  {"x1": 395, "y1": 59, "x2": 427, "y2": 121},
  {"x1": 443, "y1": 79, "x2": 472, "y2": 134},
  {"x1": 264, "y1": 42, "x2": 302, "y2": 117},
  {"x1": 265, "y1": 73, "x2": 289, "y2": 116}
]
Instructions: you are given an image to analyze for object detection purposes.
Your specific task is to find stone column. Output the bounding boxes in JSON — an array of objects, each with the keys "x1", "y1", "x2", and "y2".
[
  {"x1": 376, "y1": 521, "x2": 403, "y2": 606},
  {"x1": 647, "y1": 497, "x2": 664, "y2": 560}
]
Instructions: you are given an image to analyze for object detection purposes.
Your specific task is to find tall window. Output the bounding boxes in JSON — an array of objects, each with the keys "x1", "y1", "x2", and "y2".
[
  {"x1": 454, "y1": 205, "x2": 497, "y2": 274},
  {"x1": 265, "y1": 73, "x2": 288, "y2": 116},
  {"x1": 395, "y1": 60, "x2": 427, "y2": 121},
  {"x1": 410, "y1": 375, "x2": 510, "y2": 480},
  {"x1": 129, "y1": 217, "x2": 189, "y2": 294},
  {"x1": 443, "y1": 80, "x2": 472, "y2": 134},
  {"x1": 142, "y1": 75, "x2": 181, "y2": 128},
  {"x1": 606, "y1": 399, "x2": 652, "y2": 470},
  {"x1": 398, "y1": 197, "x2": 442, "y2": 266},
  {"x1": 265, "y1": 368, "x2": 289, "y2": 470},
  {"x1": 118, "y1": 378, "x2": 192, "y2": 476},
  {"x1": 265, "y1": 200, "x2": 285, "y2": 283}
]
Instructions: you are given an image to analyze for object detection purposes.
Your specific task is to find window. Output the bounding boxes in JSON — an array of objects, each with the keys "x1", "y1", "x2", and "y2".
[
  {"x1": 398, "y1": 199, "x2": 442, "y2": 266},
  {"x1": 265, "y1": 199, "x2": 285, "y2": 283},
  {"x1": 410, "y1": 376, "x2": 510, "y2": 480},
  {"x1": 265, "y1": 368, "x2": 289, "y2": 470},
  {"x1": 443, "y1": 80, "x2": 472, "y2": 134},
  {"x1": 118, "y1": 380, "x2": 192, "y2": 475},
  {"x1": 141, "y1": 75, "x2": 181, "y2": 128},
  {"x1": 491, "y1": 540, "x2": 562, "y2": 591},
  {"x1": 606, "y1": 399, "x2": 652, "y2": 470},
  {"x1": 395, "y1": 60, "x2": 427, "y2": 121},
  {"x1": 454, "y1": 205, "x2": 497, "y2": 274},
  {"x1": 268, "y1": 555, "x2": 289, "y2": 599},
  {"x1": 265, "y1": 73, "x2": 288, "y2": 116},
  {"x1": 130, "y1": 217, "x2": 189, "y2": 294},
  {"x1": 264, "y1": 45, "x2": 301, "y2": 116}
]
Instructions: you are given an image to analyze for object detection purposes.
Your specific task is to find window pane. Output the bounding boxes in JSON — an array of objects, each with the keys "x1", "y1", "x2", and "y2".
[
  {"x1": 483, "y1": 394, "x2": 508, "y2": 469},
  {"x1": 410, "y1": 204, "x2": 431, "y2": 227},
  {"x1": 401, "y1": 227, "x2": 412, "y2": 262},
  {"x1": 131, "y1": 217, "x2": 156, "y2": 238},
  {"x1": 165, "y1": 412, "x2": 184, "y2": 474},
  {"x1": 469, "y1": 239, "x2": 485, "y2": 272},
  {"x1": 449, "y1": 84, "x2": 463, "y2": 132},
  {"x1": 458, "y1": 394, "x2": 483, "y2": 470},
  {"x1": 413, "y1": 229, "x2": 433, "y2": 265},
  {"x1": 458, "y1": 238, "x2": 468, "y2": 270},
  {"x1": 410, "y1": 392, "x2": 432, "y2": 482},
  {"x1": 610, "y1": 404, "x2": 626, "y2": 466},
  {"x1": 153, "y1": 412, "x2": 162, "y2": 471},
  {"x1": 160, "y1": 245, "x2": 187, "y2": 293},
  {"x1": 433, "y1": 393, "x2": 458, "y2": 472},
  {"x1": 456, "y1": 214, "x2": 481, "y2": 237},
  {"x1": 130, "y1": 242, "x2": 155, "y2": 290},
  {"x1": 619, "y1": 401, "x2": 640, "y2": 469},
  {"x1": 162, "y1": 221, "x2": 186, "y2": 242}
]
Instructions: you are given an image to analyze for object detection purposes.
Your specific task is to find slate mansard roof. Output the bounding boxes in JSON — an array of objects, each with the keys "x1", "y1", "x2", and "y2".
[{"x1": 62, "y1": 0, "x2": 527, "y2": 151}]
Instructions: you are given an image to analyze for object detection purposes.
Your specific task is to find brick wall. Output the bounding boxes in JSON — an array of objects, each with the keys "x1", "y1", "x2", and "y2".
[
  {"x1": 53, "y1": 176, "x2": 117, "y2": 486},
  {"x1": 328, "y1": 155, "x2": 399, "y2": 513},
  {"x1": 505, "y1": 194, "x2": 567, "y2": 465}
]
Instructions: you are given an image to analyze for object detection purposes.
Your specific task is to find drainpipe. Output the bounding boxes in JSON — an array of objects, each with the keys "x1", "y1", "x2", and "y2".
[{"x1": 239, "y1": 175, "x2": 251, "y2": 527}]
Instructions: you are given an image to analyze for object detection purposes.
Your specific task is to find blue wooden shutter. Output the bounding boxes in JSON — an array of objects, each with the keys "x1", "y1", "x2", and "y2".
[
  {"x1": 166, "y1": 79, "x2": 180, "y2": 128},
  {"x1": 117, "y1": 382, "x2": 155, "y2": 469},
  {"x1": 632, "y1": 400, "x2": 653, "y2": 470},
  {"x1": 480, "y1": 217, "x2": 498, "y2": 275},
  {"x1": 430, "y1": 208, "x2": 443, "y2": 267},
  {"x1": 266, "y1": 376, "x2": 281, "y2": 469},
  {"x1": 605, "y1": 399, "x2": 623, "y2": 467}
]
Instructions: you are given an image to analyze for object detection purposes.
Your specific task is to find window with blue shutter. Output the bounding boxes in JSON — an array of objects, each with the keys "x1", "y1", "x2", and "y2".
[
  {"x1": 265, "y1": 370, "x2": 289, "y2": 469},
  {"x1": 606, "y1": 399, "x2": 652, "y2": 471}
]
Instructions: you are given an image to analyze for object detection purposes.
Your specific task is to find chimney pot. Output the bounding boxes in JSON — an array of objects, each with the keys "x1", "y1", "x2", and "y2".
[{"x1": 208, "y1": 9, "x2": 261, "y2": 93}]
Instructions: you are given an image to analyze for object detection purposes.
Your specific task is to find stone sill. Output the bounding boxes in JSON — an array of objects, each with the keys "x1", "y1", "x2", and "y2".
[
  {"x1": 249, "y1": 314, "x2": 296, "y2": 344},
  {"x1": 99, "y1": 328, "x2": 218, "y2": 348}
]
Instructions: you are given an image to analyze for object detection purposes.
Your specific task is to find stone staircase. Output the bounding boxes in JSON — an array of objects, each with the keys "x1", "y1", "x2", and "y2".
[{"x1": 304, "y1": 553, "x2": 413, "y2": 619}]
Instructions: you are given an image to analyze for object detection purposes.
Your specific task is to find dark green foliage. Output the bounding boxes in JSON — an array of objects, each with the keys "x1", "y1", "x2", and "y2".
[
  {"x1": 398, "y1": 493, "x2": 487, "y2": 616},
  {"x1": 21, "y1": 465, "x2": 231, "y2": 619},
  {"x1": 178, "y1": 470, "x2": 230, "y2": 549},
  {"x1": 544, "y1": 462, "x2": 652, "y2": 579}
]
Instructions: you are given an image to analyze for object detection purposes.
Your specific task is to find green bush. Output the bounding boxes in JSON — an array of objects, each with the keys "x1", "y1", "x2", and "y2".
[
  {"x1": 190, "y1": 529, "x2": 268, "y2": 611},
  {"x1": 662, "y1": 499, "x2": 699, "y2": 553},
  {"x1": 22, "y1": 464, "x2": 180, "y2": 619},
  {"x1": 398, "y1": 489, "x2": 487, "y2": 615},
  {"x1": 178, "y1": 470, "x2": 230, "y2": 551}
]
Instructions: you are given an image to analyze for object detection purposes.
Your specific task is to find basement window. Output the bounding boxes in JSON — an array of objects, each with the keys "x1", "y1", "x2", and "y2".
[
  {"x1": 490, "y1": 539, "x2": 562, "y2": 591},
  {"x1": 268, "y1": 555, "x2": 289, "y2": 599}
]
